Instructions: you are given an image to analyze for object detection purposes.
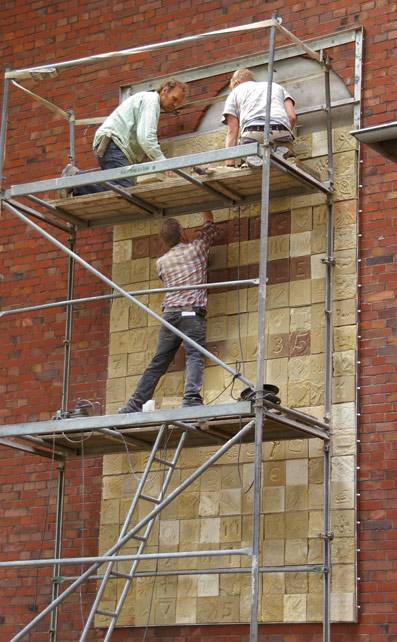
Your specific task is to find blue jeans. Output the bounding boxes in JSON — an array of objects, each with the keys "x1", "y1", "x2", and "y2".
[
  {"x1": 74, "y1": 140, "x2": 136, "y2": 196},
  {"x1": 124, "y1": 311, "x2": 206, "y2": 411}
]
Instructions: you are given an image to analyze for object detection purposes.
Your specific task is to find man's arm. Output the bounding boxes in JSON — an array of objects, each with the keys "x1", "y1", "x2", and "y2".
[
  {"x1": 284, "y1": 97, "x2": 296, "y2": 129},
  {"x1": 224, "y1": 114, "x2": 240, "y2": 167}
]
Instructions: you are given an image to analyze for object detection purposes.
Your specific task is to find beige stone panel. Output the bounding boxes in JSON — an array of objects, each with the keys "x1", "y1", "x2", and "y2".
[
  {"x1": 334, "y1": 250, "x2": 356, "y2": 278},
  {"x1": 332, "y1": 455, "x2": 355, "y2": 483},
  {"x1": 197, "y1": 574, "x2": 219, "y2": 597},
  {"x1": 264, "y1": 461, "x2": 286, "y2": 487},
  {"x1": 334, "y1": 199, "x2": 357, "y2": 227},
  {"x1": 311, "y1": 224, "x2": 327, "y2": 254},
  {"x1": 206, "y1": 316, "x2": 228, "y2": 342},
  {"x1": 335, "y1": 225, "x2": 356, "y2": 252},
  {"x1": 268, "y1": 283, "x2": 289, "y2": 309},
  {"x1": 334, "y1": 274, "x2": 357, "y2": 300},
  {"x1": 291, "y1": 206, "x2": 312, "y2": 233},
  {"x1": 268, "y1": 307, "x2": 290, "y2": 334},
  {"x1": 200, "y1": 467, "x2": 221, "y2": 491},
  {"x1": 263, "y1": 539, "x2": 285, "y2": 566},
  {"x1": 332, "y1": 537, "x2": 355, "y2": 564},
  {"x1": 332, "y1": 510, "x2": 355, "y2": 537},
  {"x1": 286, "y1": 572, "x2": 308, "y2": 594},
  {"x1": 331, "y1": 592, "x2": 354, "y2": 621},
  {"x1": 308, "y1": 483, "x2": 324, "y2": 510},
  {"x1": 180, "y1": 518, "x2": 200, "y2": 546},
  {"x1": 284, "y1": 594, "x2": 307, "y2": 622},
  {"x1": 285, "y1": 512, "x2": 309, "y2": 538},
  {"x1": 106, "y1": 401, "x2": 121, "y2": 415},
  {"x1": 308, "y1": 510, "x2": 323, "y2": 537},
  {"x1": 95, "y1": 600, "x2": 117, "y2": 627},
  {"x1": 311, "y1": 130, "x2": 328, "y2": 156},
  {"x1": 286, "y1": 485, "x2": 308, "y2": 511},
  {"x1": 176, "y1": 597, "x2": 197, "y2": 624},
  {"x1": 110, "y1": 298, "x2": 131, "y2": 333},
  {"x1": 112, "y1": 261, "x2": 131, "y2": 285},
  {"x1": 227, "y1": 313, "x2": 248, "y2": 339},
  {"x1": 155, "y1": 576, "x2": 178, "y2": 599},
  {"x1": 159, "y1": 520, "x2": 179, "y2": 546},
  {"x1": 247, "y1": 286, "x2": 259, "y2": 312},
  {"x1": 288, "y1": 355, "x2": 310, "y2": 382},
  {"x1": 263, "y1": 572, "x2": 284, "y2": 595},
  {"x1": 200, "y1": 518, "x2": 220, "y2": 544},
  {"x1": 288, "y1": 380, "x2": 311, "y2": 407},
  {"x1": 285, "y1": 539, "x2": 308, "y2": 565},
  {"x1": 311, "y1": 302, "x2": 325, "y2": 329},
  {"x1": 290, "y1": 306, "x2": 311, "y2": 332},
  {"x1": 307, "y1": 591, "x2": 323, "y2": 622},
  {"x1": 261, "y1": 594, "x2": 284, "y2": 622},
  {"x1": 207, "y1": 292, "x2": 228, "y2": 317},
  {"x1": 290, "y1": 231, "x2": 311, "y2": 257},
  {"x1": 263, "y1": 486, "x2": 285, "y2": 513},
  {"x1": 263, "y1": 440, "x2": 286, "y2": 461},
  {"x1": 196, "y1": 596, "x2": 219, "y2": 623},
  {"x1": 308, "y1": 538, "x2": 323, "y2": 564},
  {"x1": 332, "y1": 564, "x2": 355, "y2": 593},
  {"x1": 220, "y1": 489, "x2": 241, "y2": 515},
  {"x1": 199, "y1": 491, "x2": 220, "y2": 517},
  {"x1": 334, "y1": 325, "x2": 357, "y2": 351},
  {"x1": 294, "y1": 133, "x2": 312, "y2": 159},
  {"x1": 333, "y1": 350, "x2": 355, "y2": 377},
  {"x1": 311, "y1": 328, "x2": 325, "y2": 354},
  {"x1": 303, "y1": 155, "x2": 328, "y2": 182},
  {"x1": 177, "y1": 575, "x2": 198, "y2": 599},
  {"x1": 113, "y1": 239, "x2": 132, "y2": 264},
  {"x1": 334, "y1": 127, "x2": 358, "y2": 152},
  {"x1": 98, "y1": 523, "x2": 119, "y2": 552},
  {"x1": 177, "y1": 493, "x2": 200, "y2": 520},
  {"x1": 310, "y1": 253, "x2": 325, "y2": 280},
  {"x1": 153, "y1": 597, "x2": 176, "y2": 625},
  {"x1": 220, "y1": 465, "x2": 241, "y2": 489},
  {"x1": 332, "y1": 401, "x2": 356, "y2": 431},
  {"x1": 290, "y1": 280, "x2": 311, "y2": 306},
  {"x1": 107, "y1": 353, "x2": 127, "y2": 379},
  {"x1": 334, "y1": 298, "x2": 356, "y2": 327},
  {"x1": 332, "y1": 431, "x2": 356, "y2": 456},
  {"x1": 311, "y1": 278, "x2": 325, "y2": 304},
  {"x1": 209, "y1": 245, "x2": 228, "y2": 270},
  {"x1": 309, "y1": 435, "x2": 326, "y2": 458},
  {"x1": 266, "y1": 357, "x2": 288, "y2": 401},
  {"x1": 100, "y1": 499, "x2": 120, "y2": 526},
  {"x1": 331, "y1": 482, "x2": 355, "y2": 509},
  {"x1": 106, "y1": 377, "x2": 126, "y2": 404},
  {"x1": 286, "y1": 439, "x2": 308, "y2": 459},
  {"x1": 127, "y1": 351, "x2": 149, "y2": 376},
  {"x1": 103, "y1": 453, "x2": 129, "y2": 476},
  {"x1": 268, "y1": 235, "x2": 290, "y2": 260},
  {"x1": 333, "y1": 375, "x2": 355, "y2": 403},
  {"x1": 146, "y1": 293, "x2": 163, "y2": 326},
  {"x1": 102, "y1": 474, "x2": 124, "y2": 500},
  {"x1": 264, "y1": 513, "x2": 285, "y2": 539},
  {"x1": 219, "y1": 595, "x2": 240, "y2": 622},
  {"x1": 225, "y1": 288, "x2": 248, "y2": 315},
  {"x1": 313, "y1": 204, "x2": 327, "y2": 227},
  {"x1": 309, "y1": 458, "x2": 324, "y2": 484},
  {"x1": 220, "y1": 516, "x2": 242, "y2": 543}
]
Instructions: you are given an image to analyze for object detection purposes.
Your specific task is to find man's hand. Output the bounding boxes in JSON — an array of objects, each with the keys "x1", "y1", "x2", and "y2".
[{"x1": 164, "y1": 170, "x2": 178, "y2": 178}]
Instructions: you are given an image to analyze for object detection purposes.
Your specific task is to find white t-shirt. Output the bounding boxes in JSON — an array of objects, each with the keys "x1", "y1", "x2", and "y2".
[{"x1": 222, "y1": 81, "x2": 294, "y2": 134}]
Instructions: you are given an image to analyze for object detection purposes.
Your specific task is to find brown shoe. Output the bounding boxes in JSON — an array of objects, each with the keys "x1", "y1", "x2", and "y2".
[{"x1": 59, "y1": 163, "x2": 79, "y2": 198}]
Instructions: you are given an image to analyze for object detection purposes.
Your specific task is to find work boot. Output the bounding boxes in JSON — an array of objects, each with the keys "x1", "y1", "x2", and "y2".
[
  {"x1": 59, "y1": 163, "x2": 79, "y2": 198},
  {"x1": 118, "y1": 399, "x2": 141, "y2": 414}
]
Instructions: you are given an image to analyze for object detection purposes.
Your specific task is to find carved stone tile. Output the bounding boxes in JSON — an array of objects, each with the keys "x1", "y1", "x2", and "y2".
[
  {"x1": 333, "y1": 376, "x2": 355, "y2": 403},
  {"x1": 176, "y1": 597, "x2": 197, "y2": 624},
  {"x1": 290, "y1": 330, "x2": 311, "y2": 357},
  {"x1": 199, "y1": 491, "x2": 220, "y2": 517},
  {"x1": 285, "y1": 538, "x2": 308, "y2": 564},
  {"x1": 333, "y1": 350, "x2": 355, "y2": 376},
  {"x1": 335, "y1": 225, "x2": 356, "y2": 251},
  {"x1": 290, "y1": 255, "x2": 311, "y2": 281},
  {"x1": 291, "y1": 206, "x2": 313, "y2": 233},
  {"x1": 200, "y1": 518, "x2": 220, "y2": 543},
  {"x1": 267, "y1": 258, "x2": 290, "y2": 284},
  {"x1": 220, "y1": 516, "x2": 242, "y2": 542},
  {"x1": 268, "y1": 235, "x2": 290, "y2": 262},
  {"x1": 285, "y1": 485, "x2": 308, "y2": 511},
  {"x1": 264, "y1": 513, "x2": 285, "y2": 539},
  {"x1": 332, "y1": 510, "x2": 355, "y2": 536},
  {"x1": 108, "y1": 353, "x2": 127, "y2": 379},
  {"x1": 268, "y1": 333, "x2": 289, "y2": 358},
  {"x1": 334, "y1": 274, "x2": 357, "y2": 300},
  {"x1": 263, "y1": 486, "x2": 285, "y2": 513},
  {"x1": 269, "y1": 211, "x2": 291, "y2": 236},
  {"x1": 263, "y1": 539, "x2": 285, "y2": 565},
  {"x1": 268, "y1": 307, "x2": 290, "y2": 334},
  {"x1": 290, "y1": 280, "x2": 312, "y2": 306},
  {"x1": 261, "y1": 594, "x2": 284, "y2": 622},
  {"x1": 290, "y1": 231, "x2": 311, "y2": 257},
  {"x1": 264, "y1": 461, "x2": 286, "y2": 486},
  {"x1": 332, "y1": 537, "x2": 355, "y2": 563},
  {"x1": 330, "y1": 592, "x2": 354, "y2": 621},
  {"x1": 334, "y1": 199, "x2": 357, "y2": 227},
  {"x1": 220, "y1": 489, "x2": 242, "y2": 515},
  {"x1": 286, "y1": 459, "x2": 309, "y2": 485},
  {"x1": 331, "y1": 482, "x2": 355, "y2": 509},
  {"x1": 288, "y1": 381, "x2": 311, "y2": 407},
  {"x1": 267, "y1": 283, "x2": 289, "y2": 309}
]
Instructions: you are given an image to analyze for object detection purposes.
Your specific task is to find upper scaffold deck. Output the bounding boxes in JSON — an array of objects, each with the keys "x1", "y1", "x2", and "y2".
[
  {"x1": 5, "y1": 146, "x2": 330, "y2": 229},
  {"x1": 0, "y1": 402, "x2": 329, "y2": 461}
]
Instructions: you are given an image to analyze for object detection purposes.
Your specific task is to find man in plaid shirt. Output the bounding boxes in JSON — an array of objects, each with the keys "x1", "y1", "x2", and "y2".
[{"x1": 119, "y1": 211, "x2": 217, "y2": 413}]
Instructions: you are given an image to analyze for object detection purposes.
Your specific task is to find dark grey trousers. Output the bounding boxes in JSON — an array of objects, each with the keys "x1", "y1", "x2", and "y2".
[
  {"x1": 125, "y1": 311, "x2": 206, "y2": 411},
  {"x1": 74, "y1": 140, "x2": 136, "y2": 196}
]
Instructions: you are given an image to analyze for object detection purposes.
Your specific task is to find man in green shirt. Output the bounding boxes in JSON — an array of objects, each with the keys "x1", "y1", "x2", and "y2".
[{"x1": 62, "y1": 78, "x2": 188, "y2": 196}]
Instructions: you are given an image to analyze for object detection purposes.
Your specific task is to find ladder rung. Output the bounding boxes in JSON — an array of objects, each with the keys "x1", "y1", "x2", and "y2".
[
  {"x1": 110, "y1": 570, "x2": 132, "y2": 580},
  {"x1": 96, "y1": 608, "x2": 117, "y2": 618},
  {"x1": 153, "y1": 456, "x2": 175, "y2": 468},
  {"x1": 131, "y1": 534, "x2": 147, "y2": 542},
  {"x1": 140, "y1": 493, "x2": 160, "y2": 503}
]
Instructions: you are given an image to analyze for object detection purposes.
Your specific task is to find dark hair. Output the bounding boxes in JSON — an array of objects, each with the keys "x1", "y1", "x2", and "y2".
[
  {"x1": 157, "y1": 78, "x2": 188, "y2": 95},
  {"x1": 160, "y1": 218, "x2": 183, "y2": 247}
]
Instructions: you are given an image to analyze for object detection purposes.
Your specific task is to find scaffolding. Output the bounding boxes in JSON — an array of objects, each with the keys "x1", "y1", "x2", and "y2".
[{"x1": 0, "y1": 16, "x2": 362, "y2": 642}]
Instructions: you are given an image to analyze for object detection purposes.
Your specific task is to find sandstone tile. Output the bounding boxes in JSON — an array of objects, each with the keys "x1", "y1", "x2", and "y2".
[
  {"x1": 333, "y1": 350, "x2": 355, "y2": 376},
  {"x1": 290, "y1": 330, "x2": 311, "y2": 356},
  {"x1": 220, "y1": 489, "x2": 241, "y2": 515},
  {"x1": 199, "y1": 491, "x2": 220, "y2": 517},
  {"x1": 309, "y1": 458, "x2": 324, "y2": 484},
  {"x1": 219, "y1": 595, "x2": 240, "y2": 622},
  {"x1": 263, "y1": 440, "x2": 286, "y2": 461},
  {"x1": 331, "y1": 455, "x2": 355, "y2": 483},
  {"x1": 334, "y1": 225, "x2": 356, "y2": 251},
  {"x1": 334, "y1": 199, "x2": 357, "y2": 227},
  {"x1": 267, "y1": 258, "x2": 290, "y2": 284},
  {"x1": 291, "y1": 206, "x2": 312, "y2": 233},
  {"x1": 112, "y1": 261, "x2": 131, "y2": 285},
  {"x1": 307, "y1": 591, "x2": 323, "y2": 622},
  {"x1": 263, "y1": 539, "x2": 285, "y2": 566},
  {"x1": 261, "y1": 594, "x2": 284, "y2": 622},
  {"x1": 268, "y1": 333, "x2": 289, "y2": 358},
  {"x1": 333, "y1": 298, "x2": 356, "y2": 327},
  {"x1": 288, "y1": 355, "x2": 311, "y2": 381},
  {"x1": 308, "y1": 510, "x2": 323, "y2": 537},
  {"x1": 220, "y1": 516, "x2": 242, "y2": 542},
  {"x1": 284, "y1": 594, "x2": 307, "y2": 622},
  {"x1": 263, "y1": 486, "x2": 285, "y2": 513},
  {"x1": 332, "y1": 564, "x2": 355, "y2": 593},
  {"x1": 268, "y1": 307, "x2": 290, "y2": 334},
  {"x1": 311, "y1": 253, "x2": 326, "y2": 279},
  {"x1": 264, "y1": 461, "x2": 286, "y2": 486},
  {"x1": 332, "y1": 402, "x2": 356, "y2": 431},
  {"x1": 290, "y1": 279, "x2": 312, "y2": 306},
  {"x1": 200, "y1": 518, "x2": 220, "y2": 543},
  {"x1": 176, "y1": 597, "x2": 197, "y2": 624},
  {"x1": 264, "y1": 513, "x2": 285, "y2": 539},
  {"x1": 159, "y1": 520, "x2": 179, "y2": 546},
  {"x1": 263, "y1": 572, "x2": 285, "y2": 594},
  {"x1": 334, "y1": 325, "x2": 357, "y2": 351},
  {"x1": 153, "y1": 597, "x2": 176, "y2": 625},
  {"x1": 108, "y1": 353, "x2": 127, "y2": 379},
  {"x1": 331, "y1": 482, "x2": 355, "y2": 509},
  {"x1": 207, "y1": 292, "x2": 228, "y2": 317},
  {"x1": 268, "y1": 234, "x2": 290, "y2": 260},
  {"x1": 106, "y1": 377, "x2": 126, "y2": 403},
  {"x1": 285, "y1": 485, "x2": 308, "y2": 511},
  {"x1": 285, "y1": 539, "x2": 308, "y2": 565},
  {"x1": 268, "y1": 283, "x2": 289, "y2": 309},
  {"x1": 288, "y1": 380, "x2": 311, "y2": 407},
  {"x1": 313, "y1": 204, "x2": 327, "y2": 227},
  {"x1": 311, "y1": 278, "x2": 325, "y2": 304},
  {"x1": 290, "y1": 306, "x2": 311, "y2": 331},
  {"x1": 308, "y1": 538, "x2": 323, "y2": 564},
  {"x1": 332, "y1": 375, "x2": 355, "y2": 403},
  {"x1": 286, "y1": 459, "x2": 308, "y2": 485},
  {"x1": 180, "y1": 519, "x2": 200, "y2": 545},
  {"x1": 285, "y1": 572, "x2": 308, "y2": 594},
  {"x1": 100, "y1": 499, "x2": 120, "y2": 525},
  {"x1": 334, "y1": 274, "x2": 357, "y2": 300},
  {"x1": 330, "y1": 592, "x2": 354, "y2": 621},
  {"x1": 110, "y1": 298, "x2": 130, "y2": 333},
  {"x1": 197, "y1": 574, "x2": 219, "y2": 597},
  {"x1": 269, "y1": 211, "x2": 291, "y2": 236},
  {"x1": 332, "y1": 510, "x2": 355, "y2": 537},
  {"x1": 286, "y1": 439, "x2": 308, "y2": 459},
  {"x1": 311, "y1": 224, "x2": 327, "y2": 253},
  {"x1": 285, "y1": 512, "x2": 309, "y2": 538},
  {"x1": 127, "y1": 351, "x2": 149, "y2": 376},
  {"x1": 290, "y1": 231, "x2": 311, "y2": 257}
]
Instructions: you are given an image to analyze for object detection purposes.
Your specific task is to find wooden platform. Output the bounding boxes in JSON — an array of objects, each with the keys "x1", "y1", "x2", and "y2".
[
  {"x1": 0, "y1": 402, "x2": 329, "y2": 459},
  {"x1": 49, "y1": 161, "x2": 327, "y2": 228}
]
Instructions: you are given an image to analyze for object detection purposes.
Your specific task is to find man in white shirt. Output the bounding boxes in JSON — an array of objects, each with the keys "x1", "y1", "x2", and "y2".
[{"x1": 222, "y1": 68, "x2": 296, "y2": 167}]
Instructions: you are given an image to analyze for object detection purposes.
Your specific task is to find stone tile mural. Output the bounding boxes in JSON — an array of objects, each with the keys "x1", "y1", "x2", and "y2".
[{"x1": 99, "y1": 125, "x2": 358, "y2": 627}]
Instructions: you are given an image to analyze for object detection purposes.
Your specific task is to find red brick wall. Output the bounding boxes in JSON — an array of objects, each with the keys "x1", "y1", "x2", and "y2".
[{"x1": 0, "y1": 0, "x2": 396, "y2": 640}]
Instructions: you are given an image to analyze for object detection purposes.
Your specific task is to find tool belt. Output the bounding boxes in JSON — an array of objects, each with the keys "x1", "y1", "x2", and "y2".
[{"x1": 95, "y1": 135, "x2": 112, "y2": 159}]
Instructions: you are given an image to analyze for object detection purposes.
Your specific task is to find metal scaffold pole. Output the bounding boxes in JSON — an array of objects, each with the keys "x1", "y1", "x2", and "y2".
[
  {"x1": 250, "y1": 17, "x2": 278, "y2": 642},
  {"x1": 0, "y1": 67, "x2": 10, "y2": 192},
  {"x1": 322, "y1": 54, "x2": 335, "y2": 642},
  {"x1": 61, "y1": 231, "x2": 76, "y2": 414},
  {"x1": 49, "y1": 463, "x2": 65, "y2": 642}
]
